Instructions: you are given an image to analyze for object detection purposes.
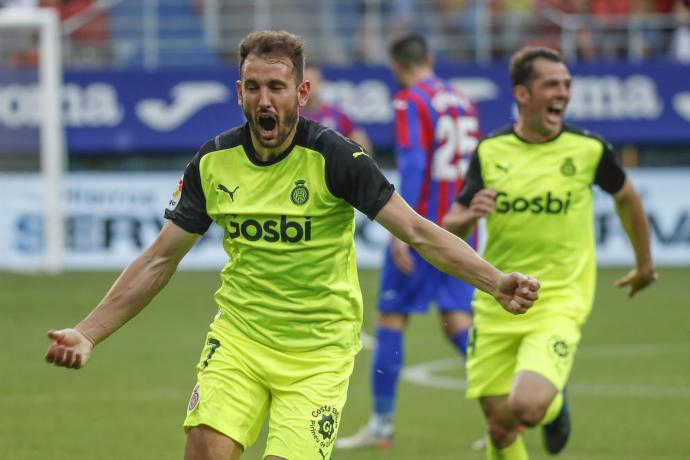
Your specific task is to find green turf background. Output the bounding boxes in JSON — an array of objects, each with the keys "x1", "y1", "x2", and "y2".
[{"x1": 2, "y1": 267, "x2": 688, "y2": 459}]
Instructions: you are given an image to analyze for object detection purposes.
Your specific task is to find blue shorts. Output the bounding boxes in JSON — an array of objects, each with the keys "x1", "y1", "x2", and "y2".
[{"x1": 378, "y1": 246, "x2": 474, "y2": 315}]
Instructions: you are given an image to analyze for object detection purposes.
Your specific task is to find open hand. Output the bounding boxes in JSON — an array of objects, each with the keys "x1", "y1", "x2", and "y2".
[
  {"x1": 45, "y1": 328, "x2": 94, "y2": 369},
  {"x1": 494, "y1": 272, "x2": 540, "y2": 315},
  {"x1": 615, "y1": 267, "x2": 657, "y2": 298},
  {"x1": 469, "y1": 188, "x2": 497, "y2": 219}
]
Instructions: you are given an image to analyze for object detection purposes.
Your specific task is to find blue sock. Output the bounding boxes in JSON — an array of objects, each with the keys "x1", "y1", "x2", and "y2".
[
  {"x1": 372, "y1": 326, "x2": 403, "y2": 416},
  {"x1": 451, "y1": 329, "x2": 469, "y2": 357}
]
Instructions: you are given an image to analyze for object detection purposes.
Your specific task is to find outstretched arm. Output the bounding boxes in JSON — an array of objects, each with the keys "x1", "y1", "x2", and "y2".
[
  {"x1": 45, "y1": 220, "x2": 199, "y2": 369},
  {"x1": 612, "y1": 180, "x2": 657, "y2": 297},
  {"x1": 375, "y1": 193, "x2": 539, "y2": 314}
]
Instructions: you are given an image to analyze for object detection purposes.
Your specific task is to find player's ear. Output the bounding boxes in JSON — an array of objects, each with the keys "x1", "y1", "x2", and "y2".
[
  {"x1": 389, "y1": 59, "x2": 401, "y2": 77},
  {"x1": 513, "y1": 84, "x2": 529, "y2": 107},
  {"x1": 297, "y1": 79, "x2": 311, "y2": 107},
  {"x1": 236, "y1": 80, "x2": 243, "y2": 106}
]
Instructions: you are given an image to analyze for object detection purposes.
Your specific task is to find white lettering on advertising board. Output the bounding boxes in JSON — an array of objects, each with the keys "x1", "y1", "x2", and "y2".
[
  {"x1": 0, "y1": 83, "x2": 124, "y2": 128},
  {"x1": 0, "y1": 169, "x2": 688, "y2": 270}
]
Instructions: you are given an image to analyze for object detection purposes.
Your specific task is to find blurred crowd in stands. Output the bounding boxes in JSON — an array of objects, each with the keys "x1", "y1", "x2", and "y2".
[
  {"x1": 333, "y1": 0, "x2": 690, "y2": 63},
  {"x1": 1, "y1": 0, "x2": 110, "y2": 67},
  {"x1": 1, "y1": 0, "x2": 690, "y2": 69}
]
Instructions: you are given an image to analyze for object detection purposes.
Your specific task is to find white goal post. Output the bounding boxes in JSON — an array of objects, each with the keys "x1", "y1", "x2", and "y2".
[{"x1": 0, "y1": 6, "x2": 65, "y2": 272}]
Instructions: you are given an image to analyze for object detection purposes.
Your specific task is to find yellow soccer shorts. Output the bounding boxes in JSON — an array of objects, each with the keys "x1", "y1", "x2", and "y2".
[
  {"x1": 183, "y1": 316, "x2": 355, "y2": 459},
  {"x1": 465, "y1": 315, "x2": 582, "y2": 398}
]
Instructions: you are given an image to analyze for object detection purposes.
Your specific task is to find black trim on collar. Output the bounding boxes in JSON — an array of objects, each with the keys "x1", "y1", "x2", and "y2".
[
  {"x1": 511, "y1": 125, "x2": 565, "y2": 144},
  {"x1": 241, "y1": 118, "x2": 304, "y2": 166}
]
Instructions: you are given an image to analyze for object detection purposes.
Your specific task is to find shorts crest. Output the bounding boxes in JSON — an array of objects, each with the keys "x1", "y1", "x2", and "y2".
[
  {"x1": 187, "y1": 383, "x2": 200, "y2": 412},
  {"x1": 309, "y1": 405, "x2": 339, "y2": 457}
]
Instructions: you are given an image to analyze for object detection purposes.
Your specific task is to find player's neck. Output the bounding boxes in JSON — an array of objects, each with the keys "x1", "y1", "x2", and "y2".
[
  {"x1": 250, "y1": 123, "x2": 298, "y2": 162},
  {"x1": 514, "y1": 119, "x2": 561, "y2": 143},
  {"x1": 404, "y1": 67, "x2": 434, "y2": 87}
]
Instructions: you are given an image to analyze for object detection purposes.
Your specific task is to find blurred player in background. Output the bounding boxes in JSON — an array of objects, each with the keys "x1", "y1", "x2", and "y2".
[
  {"x1": 443, "y1": 46, "x2": 657, "y2": 459},
  {"x1": 337, "y1": 33, "x2": 482, "y2": 450},
  {"x1": 302, "y1": 64, "x2": 374, "y2": 154},
  {"x1": 44, "y1": 30, "x2": 541, "y2": 460}
]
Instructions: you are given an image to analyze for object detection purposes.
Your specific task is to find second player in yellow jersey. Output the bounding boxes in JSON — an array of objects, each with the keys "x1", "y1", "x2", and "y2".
[{"x1": 444, "y1": 46, "x2": 656, "y2": 460}]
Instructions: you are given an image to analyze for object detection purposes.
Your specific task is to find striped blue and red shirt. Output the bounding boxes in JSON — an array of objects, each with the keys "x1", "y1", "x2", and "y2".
[
  {"x1": 301, "y1": 103, "x2": 356, "y2": 138},
  {"x1": 394, "y1": 76, "x2": 481, "y2": 226}
]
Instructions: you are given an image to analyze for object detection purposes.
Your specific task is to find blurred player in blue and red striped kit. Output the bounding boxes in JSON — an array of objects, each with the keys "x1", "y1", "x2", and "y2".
[
  {"x1": 302, "y1": 64, "x2": 374, "y2": 155},
  {"x1": 338, "y1": 33, "x2": 482, "y2": 449}
]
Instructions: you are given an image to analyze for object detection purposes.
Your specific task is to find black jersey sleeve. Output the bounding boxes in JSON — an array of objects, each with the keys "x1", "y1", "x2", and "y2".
[
  {"x1": 456, "y1": 152, "x2": 484, "y2": 206},
  {"x1": 164, "y1": 150, "x2": 213, "y2": 234},
  {"x1": 594, "y1": 141, "x2": 626, "y2": 195},
  {"x1": 324, "y1": 136, "x2": 395, "y2": 220}
]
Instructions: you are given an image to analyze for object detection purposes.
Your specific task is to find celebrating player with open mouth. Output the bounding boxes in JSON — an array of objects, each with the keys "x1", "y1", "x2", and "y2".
[
  {"x1": 443, "y1": 46, "x2": 657, "y2": 460},
  {"x1": 45, "y1": 30, "x2": 540, "y2": 460}
]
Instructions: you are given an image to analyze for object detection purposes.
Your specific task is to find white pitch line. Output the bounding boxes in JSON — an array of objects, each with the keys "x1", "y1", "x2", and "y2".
[
  {"x1": 1, "y1": 388, "x2": 187, "y2": 404},
  {"x1": 399, "y1": 342, "x2": 690, "y2": 398},
  {"x1": 360, "y1": 330, "x2": 375, "y2": 350},
  {"x1": 578, "y1": 342, "x2": 690, "y2": 358},
  {"x1": 402, "y1": 358, "x2": 466, "y2": 391},
  {"x1": 6, "y1": 343, "x2": 688, "y2": 404},
  {"x1": 568, "y1": 382, "x2": 690, "y2": 398}
]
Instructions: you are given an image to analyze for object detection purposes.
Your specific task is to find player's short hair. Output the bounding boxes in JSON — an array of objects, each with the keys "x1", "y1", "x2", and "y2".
[
  {"x1": 239, "y1": 30, "x2": 305, "y2": 83},
  {"x1": 510, "y1": 46, "x2": 563, "y2": 87},
  {"x1": 389, "y1": 34, "x2": 430, "y2": 69}
]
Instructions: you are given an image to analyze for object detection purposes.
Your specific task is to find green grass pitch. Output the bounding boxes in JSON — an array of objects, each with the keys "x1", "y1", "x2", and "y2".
[{"x1": 2, "y1": 267, "x2": 689, "y2": 459}]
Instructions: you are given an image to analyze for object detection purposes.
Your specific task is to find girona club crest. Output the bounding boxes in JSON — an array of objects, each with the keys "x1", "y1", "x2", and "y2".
[{"x1": 291, "y1": 179, "x2": 309, "y2": 205}]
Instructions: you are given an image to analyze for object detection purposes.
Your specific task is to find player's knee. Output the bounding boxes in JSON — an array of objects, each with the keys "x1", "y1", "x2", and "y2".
[
  {"x1": 485, "y1": 417, "x2": 518, "y2": 449},
  {"x1": 509, "y1": 397, "x2": 547, "y2": 427},
  {"x1": 440, "y1": 312, "x2": 472, "y2": 338},
  {"x1": 378, "y1": 313, "x2": 407, "y2": 330}
]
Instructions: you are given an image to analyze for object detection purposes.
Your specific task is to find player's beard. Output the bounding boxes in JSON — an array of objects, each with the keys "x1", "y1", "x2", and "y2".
[{"x1": 246, "y1": 102, "x2": 299, "y2": 150}]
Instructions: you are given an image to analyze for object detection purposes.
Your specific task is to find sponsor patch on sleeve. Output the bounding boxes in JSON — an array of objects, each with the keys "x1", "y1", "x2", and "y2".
[{"x1": 166, "y1": 176, "x2": 184, "y2": 211}]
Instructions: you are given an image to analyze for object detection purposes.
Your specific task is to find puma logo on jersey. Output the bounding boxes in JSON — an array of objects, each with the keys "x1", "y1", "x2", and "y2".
[
  {"x1": 217, "y1": 184, "x2": 239, "y2": 202},
  {"x1": 495, "y1": 163, "x2": 509, "y2": 173},
  {"x1": 353, "y1": 149, "x2": 369, "y2": 159}
]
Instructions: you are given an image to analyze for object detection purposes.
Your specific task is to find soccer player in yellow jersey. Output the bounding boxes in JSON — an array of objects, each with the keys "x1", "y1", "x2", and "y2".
[
  {"x1": 44, "y1": 31, "x2": 540, "y2": 460},
  {"x1": 443, "y1": 46, "x2": 657, "y2": 459}
]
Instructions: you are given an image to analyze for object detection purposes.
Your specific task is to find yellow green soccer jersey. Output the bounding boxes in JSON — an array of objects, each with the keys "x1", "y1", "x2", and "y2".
[
  {"x1": 165, "y1": 117, "x2": 394, "y2": 355},
  {"x1": 457, "y1": 125, "x2": 626, "y2": 330}
]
